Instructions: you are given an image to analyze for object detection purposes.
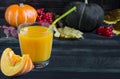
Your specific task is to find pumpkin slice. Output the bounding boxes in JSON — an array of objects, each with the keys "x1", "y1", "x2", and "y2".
[
  {"x1": 1, "y1": 48, "x2": 34, "y2": 76},
  {"x1": 18, "y1": 55, "x2": 34, "y2": 75}
]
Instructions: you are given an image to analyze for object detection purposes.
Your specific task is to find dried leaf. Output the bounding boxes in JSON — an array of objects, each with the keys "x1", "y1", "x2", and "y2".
[{"x1": 9, "y1": 27, "x2": 18, "y2": 38}]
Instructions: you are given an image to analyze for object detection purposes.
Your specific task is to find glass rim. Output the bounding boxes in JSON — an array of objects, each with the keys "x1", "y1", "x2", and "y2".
[{"x1": 18, "y1": 22, "x2": 53, "y2": 34}]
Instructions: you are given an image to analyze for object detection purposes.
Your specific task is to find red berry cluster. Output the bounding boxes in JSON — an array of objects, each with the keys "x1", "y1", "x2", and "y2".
[
  {"x1": 97, "y1": 26, "x2": 114, "y2": 37},
  {"x1": 37, "y1": 8, "x2": 53, "y2": 24}
]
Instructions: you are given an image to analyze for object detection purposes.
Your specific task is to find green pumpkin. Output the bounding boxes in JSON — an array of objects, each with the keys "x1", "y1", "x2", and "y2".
[{"x1": 64, "y1": 0, "x2": 104, "y2": 32}]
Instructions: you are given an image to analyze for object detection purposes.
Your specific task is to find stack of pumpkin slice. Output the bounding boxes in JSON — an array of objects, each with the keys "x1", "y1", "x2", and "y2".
[{"x1": 104, "y1": 9, "x2": 120, "y2": 24}]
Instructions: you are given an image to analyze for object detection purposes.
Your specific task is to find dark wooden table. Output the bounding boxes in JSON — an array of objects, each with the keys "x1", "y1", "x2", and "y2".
[
  {"x1": 1, "y1": 17, "x2": 120, "y2": 78},
  {"x1": 1, "y1": 33, "x2": 120, "y2": 79}
]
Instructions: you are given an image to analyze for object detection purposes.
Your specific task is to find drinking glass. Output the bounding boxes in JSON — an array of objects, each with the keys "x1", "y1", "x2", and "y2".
[{"x1": 18, "y1": 22, "x2": 53, "y2": 69}]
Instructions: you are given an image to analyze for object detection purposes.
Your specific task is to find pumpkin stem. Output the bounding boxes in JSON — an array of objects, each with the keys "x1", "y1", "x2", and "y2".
[
  {"x1": 19, "y1": 3, "x2": 24, "y2": 7},
  {"x1": 85, "y1": 0, "x2": 88, "y2": 4}
]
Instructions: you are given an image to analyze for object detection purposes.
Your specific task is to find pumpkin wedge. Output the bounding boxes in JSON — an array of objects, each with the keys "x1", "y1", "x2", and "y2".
[{"x1": 1, "y1": 48, "x2": 34, "y2": 76}]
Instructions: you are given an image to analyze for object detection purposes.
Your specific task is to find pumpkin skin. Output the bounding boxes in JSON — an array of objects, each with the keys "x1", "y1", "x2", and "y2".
[
  {"x1": 64, "y1": 1, "x2": 104, "y2": 32},
  {"x1": 5, "y1": 3, "x2": 38, "y2": 27}
]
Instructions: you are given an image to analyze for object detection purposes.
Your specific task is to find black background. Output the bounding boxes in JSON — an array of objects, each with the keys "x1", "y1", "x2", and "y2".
[{"x1": 0, "y1": 0, "x2": 120, "y2": 18}]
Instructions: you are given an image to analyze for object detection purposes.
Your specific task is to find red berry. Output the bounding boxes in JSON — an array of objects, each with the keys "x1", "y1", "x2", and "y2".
[
  {"x1": 37, "y1": 8, "x2": 44, "y2": 14},
  {"x1": 97, "y1": 26, "x2": 114, "y2": 37},
  {"x1": 37, "y1": 8, "x2": 53, "y2": 24},
  {"x1": 97, "y1": 26, "x2": 105, "y2": 35},
  {"x1": 106, "y1": 26, "x2": 114, "y2": 31}
]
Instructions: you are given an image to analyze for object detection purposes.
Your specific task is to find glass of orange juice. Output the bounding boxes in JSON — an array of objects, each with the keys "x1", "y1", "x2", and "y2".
[{"x1": 18, "y1": 22, "x2": 53, "y2": 69}]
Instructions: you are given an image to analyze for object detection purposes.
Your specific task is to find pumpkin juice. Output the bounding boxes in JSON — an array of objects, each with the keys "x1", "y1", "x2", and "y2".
[{"x1": 18, "y1": 26, "x2": 53, "y2": 63}]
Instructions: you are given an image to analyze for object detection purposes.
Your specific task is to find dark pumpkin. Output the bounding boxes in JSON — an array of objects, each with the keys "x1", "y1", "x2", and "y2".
[{"x1": 64, "y1": 1, "x2": 104, "y2": 32}]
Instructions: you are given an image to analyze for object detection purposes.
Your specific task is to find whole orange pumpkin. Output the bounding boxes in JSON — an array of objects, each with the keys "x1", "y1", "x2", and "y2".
[{"x1": 5, "y1": 3, "x2": 38, "y2": 27}]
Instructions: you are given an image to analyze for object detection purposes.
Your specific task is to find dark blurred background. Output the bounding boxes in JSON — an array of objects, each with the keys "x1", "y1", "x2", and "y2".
[{"x1": 0, "y1": 0, "x2": 120, "y2": 18}]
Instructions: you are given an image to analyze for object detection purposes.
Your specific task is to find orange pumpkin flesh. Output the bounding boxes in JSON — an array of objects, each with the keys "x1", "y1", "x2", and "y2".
[
  {"x1": 1, "y1": 48, "x2": 34, "y2": 76},
  {"x1": 5, "y1": 3, "x2": 38, "y2": 27}
]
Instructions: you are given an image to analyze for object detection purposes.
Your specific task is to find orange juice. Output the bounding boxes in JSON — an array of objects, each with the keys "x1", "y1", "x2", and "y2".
[{"x1": 18, "y1": 26, "x2": 53, "y2": 62}]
